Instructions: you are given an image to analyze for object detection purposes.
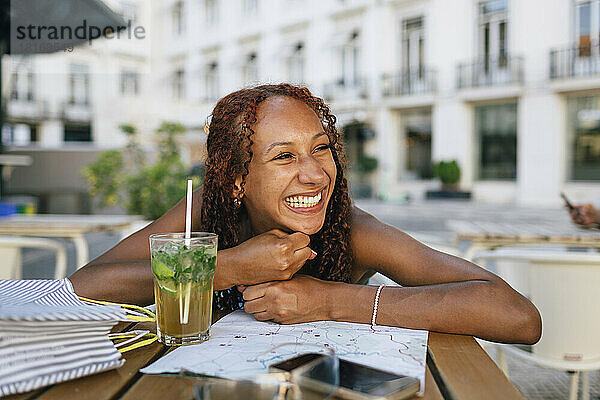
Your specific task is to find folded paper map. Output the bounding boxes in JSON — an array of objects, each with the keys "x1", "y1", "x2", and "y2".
[{"x1": 142, "y1": 310, "x2": 429, "y2": 394}]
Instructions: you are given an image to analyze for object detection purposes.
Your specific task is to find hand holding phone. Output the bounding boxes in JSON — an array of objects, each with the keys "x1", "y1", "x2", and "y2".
[{"x1": 561, "y1": 192, "x2": 575, "y2": 212}]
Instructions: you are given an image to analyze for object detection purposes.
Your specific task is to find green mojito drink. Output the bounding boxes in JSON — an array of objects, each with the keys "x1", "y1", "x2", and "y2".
[{"x1": 149, "y1": 233, "x2": 217, "y2": 346}]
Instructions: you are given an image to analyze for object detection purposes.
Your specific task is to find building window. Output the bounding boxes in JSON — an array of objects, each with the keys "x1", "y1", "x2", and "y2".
[
  {"x1": 203, "y1": 62, "x2": 219, "y2": 100},
  {"x1": 1, "y1": 124, "x2": 12, "y2": 146},
  {"x1": 567, "y1": 96, "x2": 600, "y2": 181},
  {"x1": 286, "y1": 42, "x2": 304, "y2": 84},
  {"x1": 10, "y1": 58, "x2": 34, "y2": 102},
  {"x1": 242, "y1": 0, "x2": 258, "y2": 16},
  {"x1": 340, "y1": 30, "x2": 360, "y2": 86},
  {"x1": 69, "y1": 64, "x2": 90, "y2": 105},
  {"x1": 400, "y1": 110, "x2": 432, "y2": 180},
  {"x1": 172, "y1": 69, "x2": 185, "y2": 100},
  {"x1": 475, "y1": 103, "x2": 517, "y2": 180},
  {"x1": 120, "y1": 70, "x2": 139, "y2": 96},
  {"x1": 402, "y1": 17, "x2": 425, "y2": 78},
  {"x1": 205, "y1": 0, "x2": 218, "y2": 25},
  {"x1": 574, "y1": 0, "x2": 600, "y2": 57},
  {"x1": 64, "y1": 124, "x2": 92, "y2": 142},
  {"x1": 242, "y1": 52, "x2": 258, "y2": 85},
  {"x1": 172, "y1": 1, "x2": 184, "y2": 36},
  {"x1": 1, "y1": 123, "x2": 37, "y2": 146},
  {"x1": 478, "y1": 0, "x2": 508, "y2": 70}
]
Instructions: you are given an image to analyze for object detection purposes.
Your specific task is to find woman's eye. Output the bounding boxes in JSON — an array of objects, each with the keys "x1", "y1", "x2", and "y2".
[
  {"x1": 315, "y1": 144, "x2": 331, "y2": 152},
  {"x1": 274, "y1": 153, "x2": 293, "y2": 160}
]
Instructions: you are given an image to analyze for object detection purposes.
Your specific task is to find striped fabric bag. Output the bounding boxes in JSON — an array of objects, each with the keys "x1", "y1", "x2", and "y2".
[{"x1": 0, "y1": 279, "x2": 134, "y2": 396}]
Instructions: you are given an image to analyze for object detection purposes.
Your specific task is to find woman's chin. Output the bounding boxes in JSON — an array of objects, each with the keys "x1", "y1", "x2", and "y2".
[{"x1": 285, "y1": 220, "x2": 325, "y2": 236}]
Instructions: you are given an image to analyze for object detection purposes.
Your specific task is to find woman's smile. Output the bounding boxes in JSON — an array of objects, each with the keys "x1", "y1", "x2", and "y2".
[{"x1": 283, "y1": 188, "x2": 327, "y2": 214}]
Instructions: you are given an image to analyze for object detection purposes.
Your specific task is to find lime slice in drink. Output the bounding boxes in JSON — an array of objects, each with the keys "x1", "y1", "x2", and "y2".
[
  {"x1": 152, "y1": 259, "x2": 175, "y2": 280},
  {"x1": 158, "y1": 279, "x2": 178, "y2": 296}
]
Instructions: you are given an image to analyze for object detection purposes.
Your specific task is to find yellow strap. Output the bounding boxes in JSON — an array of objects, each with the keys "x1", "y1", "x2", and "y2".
[
  {"x1": 109, "y1": 331, "x2": 158, "y2": 353},
  {"x1": 78, "y1": 296, "x2": 159, "y2": 352},
  {"x1": 117, "y1": 335, "x2": 158, "y2": 353},
  {"x1": 78, "y1": 296, "x2": 156, "y2": 322}
]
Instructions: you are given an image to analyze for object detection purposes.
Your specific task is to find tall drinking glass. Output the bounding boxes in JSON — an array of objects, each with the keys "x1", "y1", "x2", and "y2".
[{"x1": 149, "y1": 232, "x2": 217, "y2": 346}]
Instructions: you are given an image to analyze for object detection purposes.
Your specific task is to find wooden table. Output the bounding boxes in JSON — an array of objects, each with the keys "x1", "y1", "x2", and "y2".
[
  {"x1": 5, "y1": 310, "x2": 524, "y2": 400},
  {"x1": 0, "y1": 214, "x2": 143, "y2": 268},
  {"x1": 447, "y1": 219, "x2": 600, "y2": 260}
]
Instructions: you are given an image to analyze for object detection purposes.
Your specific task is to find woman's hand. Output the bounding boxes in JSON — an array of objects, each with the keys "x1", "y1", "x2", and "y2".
[
  {"x1": 569, "y1": 203, "x2": 600, "y2": 228},
  {"x1": 240, "y1": 275, "x2": 331, "y2": 324},
  {"x1": 215, "y1": 229, "x2": 316, "y2": 289}
]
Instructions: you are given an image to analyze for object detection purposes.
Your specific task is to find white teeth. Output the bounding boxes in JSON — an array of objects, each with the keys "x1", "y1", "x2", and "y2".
[{"x1": 285, "y1": 192, "x2": 322, "y2": 208}]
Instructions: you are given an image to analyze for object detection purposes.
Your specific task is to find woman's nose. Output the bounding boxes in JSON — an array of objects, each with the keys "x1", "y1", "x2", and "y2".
[{"x1": 297, "y1": 155, "x2": 326, "y2": 185}]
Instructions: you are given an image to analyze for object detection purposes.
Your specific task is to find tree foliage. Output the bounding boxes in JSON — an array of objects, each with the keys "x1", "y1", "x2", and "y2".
[{"x1": 82, "y1": 122, "x2": 203, "y2": 220}]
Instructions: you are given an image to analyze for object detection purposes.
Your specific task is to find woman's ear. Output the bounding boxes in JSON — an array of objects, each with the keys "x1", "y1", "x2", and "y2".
[{"x1": 232, "y1": 175, "x2": 243, "y2": 199}]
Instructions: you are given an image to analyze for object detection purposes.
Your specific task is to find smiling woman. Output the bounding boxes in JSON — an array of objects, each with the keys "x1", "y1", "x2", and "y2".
[{"x1": 69, "y1": 83, "x2": 542, "y2": 345}]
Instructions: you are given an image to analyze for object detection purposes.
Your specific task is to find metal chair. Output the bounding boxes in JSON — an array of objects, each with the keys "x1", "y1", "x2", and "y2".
[
  {"x1": 0, "y1": 235, "x2": 67, "y2": 279},
  {"x1": 474, "y1": 248, "x2": 600, "y2": 400}
]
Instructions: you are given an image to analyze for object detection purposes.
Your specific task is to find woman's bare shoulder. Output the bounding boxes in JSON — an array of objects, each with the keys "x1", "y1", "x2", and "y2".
[{"x1": 350, "y1": 205, "x2": 400, "y2": 237}]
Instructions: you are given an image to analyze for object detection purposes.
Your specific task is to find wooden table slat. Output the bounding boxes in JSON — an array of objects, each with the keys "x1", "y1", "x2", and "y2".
[
  {"x1": 427, "y1": 332, "x2": 524, "y2": 400},
  {"x1": 422, "y1": 365, "x2": 444, "y2": 400},
  {"x1": 3, "y1": 389, "x2": 46, "y2": 400},
  {"x1": 120, "y1": 375, "x2": 200, "y2": 400}
]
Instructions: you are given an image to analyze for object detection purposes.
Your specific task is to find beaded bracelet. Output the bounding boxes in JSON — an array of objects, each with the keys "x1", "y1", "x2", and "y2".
[{"x1": 371, "y1": 284, "x2": 386, "y2": 328}]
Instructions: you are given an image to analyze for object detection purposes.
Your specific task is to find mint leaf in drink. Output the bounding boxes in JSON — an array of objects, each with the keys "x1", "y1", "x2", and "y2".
[{"x1": 152, "y1": 245, "x2": 216, "y2": 286}]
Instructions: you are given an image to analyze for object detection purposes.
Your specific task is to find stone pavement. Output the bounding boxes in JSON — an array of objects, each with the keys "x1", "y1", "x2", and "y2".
[{"x1": 21, "y1": 199, "x2": 600, "y2": 399}]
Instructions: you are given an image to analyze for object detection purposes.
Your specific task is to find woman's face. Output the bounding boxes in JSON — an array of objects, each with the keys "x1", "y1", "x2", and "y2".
[{"x1": 240, "y1": 96, "x2": 337, "y2": 235}]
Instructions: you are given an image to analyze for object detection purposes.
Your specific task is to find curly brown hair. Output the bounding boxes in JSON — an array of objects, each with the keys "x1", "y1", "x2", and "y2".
[{"x1": 201, "y1": 83, "x2": 354, "y2": 310}]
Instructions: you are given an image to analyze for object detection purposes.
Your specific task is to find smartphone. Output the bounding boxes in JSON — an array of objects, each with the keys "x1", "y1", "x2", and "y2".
[
  {"x1": 561, "y1": 192, "x2": 575, "y2": 211},
  {"x1": 270, "y1": 353, "x2": 420, "y2": 400}
]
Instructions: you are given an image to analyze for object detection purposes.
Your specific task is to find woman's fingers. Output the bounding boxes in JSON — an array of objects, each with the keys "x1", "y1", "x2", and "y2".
[
  {"x1": 292, "y1": 247, "x2": 314, "y2": 268},
  {"x1": 251, "y1": 311, "x2": 272, "y2": 321},
  {"x1": 242, "y1": 282, "x2": 270, "y2": 301},
  {"x1": 244, "y1": 297, "x2": 267, "y2": 314},
  {"x1": 287, "y1": 231, "x2": 311, "y2": 249}
]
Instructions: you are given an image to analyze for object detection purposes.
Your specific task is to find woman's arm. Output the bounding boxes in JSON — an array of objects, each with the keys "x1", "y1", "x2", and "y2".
[{"x1": 241, "y1": 206, "x2": 542, "y2": 344}]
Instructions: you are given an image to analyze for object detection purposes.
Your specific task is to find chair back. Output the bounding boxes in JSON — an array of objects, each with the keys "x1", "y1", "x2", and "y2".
[{"x1": 475, "y1": 249, "x2": 600, "y2": 362}]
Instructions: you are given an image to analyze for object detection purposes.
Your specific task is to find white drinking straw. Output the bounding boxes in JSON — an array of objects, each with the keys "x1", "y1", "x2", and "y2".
[
  {"x1": 185, "y1": 179, "x2": 193, "y2": 247},
  {"x1": 180, "y1": 179, "x2": 193, "y2": 324}
]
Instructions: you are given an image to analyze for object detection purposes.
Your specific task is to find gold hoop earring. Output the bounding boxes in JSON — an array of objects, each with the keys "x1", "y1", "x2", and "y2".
[{"x1": 233, "y1": 198, "x2": 241, "y2": 207}]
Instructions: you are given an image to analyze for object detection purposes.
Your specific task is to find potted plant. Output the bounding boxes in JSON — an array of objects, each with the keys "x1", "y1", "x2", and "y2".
[
  {"x1": 434, "y1": 160, "x2": 460, "y2": 191},
  {"x1": 426, "y1": 159, "x2": 471, "y2": 200}
]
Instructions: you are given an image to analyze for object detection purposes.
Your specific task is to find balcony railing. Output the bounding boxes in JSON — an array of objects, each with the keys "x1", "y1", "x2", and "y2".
[
  {"x1": 323, "y1": 78, "x2": 368, "y2": 102},
  {"x1": 7, "y1": 99, "x2": 49, "y2": 121},
  {"x1": 550, "y1": 42, "x2": 600, "y2": 80},
  {"x1": 382, "y1": 69, "x2": 437, "y2": 97},
  {"x1": 61, "y1": 101, "x2": 92, "y2": 122},
  {"x1": 457, "y1": 56, "x2": 524, "y2": 89}
]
